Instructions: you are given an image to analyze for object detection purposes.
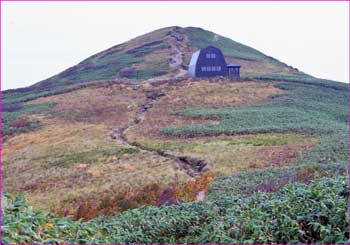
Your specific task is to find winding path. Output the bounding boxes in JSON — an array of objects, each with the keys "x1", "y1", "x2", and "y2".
[{"x1": 111, "y1": 85, "x2": 206, "y2": 178}]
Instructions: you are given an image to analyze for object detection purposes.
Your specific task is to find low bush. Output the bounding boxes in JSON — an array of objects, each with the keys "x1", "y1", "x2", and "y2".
[
  {"x1": 10, "y1": 117, "x2": 30, "y2": 128},
  {"x1": 2, "y1": 176, "x2": 348, "y2": 244},
  {"x1": 2, "y1": 102, "x2": 55, "y2": 138},
  {"x1": 69, "y1": 174, "x2": 213, "y2": 221},
  {"x1": 208, "y1": 162, "x2": 346, "y2": 199},
  {"x1": 3, "y1": 103, "x2": 23, "y2": 112},
  {"x1": 174, "y1": 174, "x2": 213, "y2": 202}
]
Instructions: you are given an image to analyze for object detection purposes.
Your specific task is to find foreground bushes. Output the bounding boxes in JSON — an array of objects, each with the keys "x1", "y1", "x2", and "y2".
[{"x1": 2, "y1": 176, "x2": 349, "y2": 244}]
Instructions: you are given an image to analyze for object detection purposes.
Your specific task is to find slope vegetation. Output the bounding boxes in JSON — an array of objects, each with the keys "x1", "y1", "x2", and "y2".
[{"x1": 4, "y1": 78, "x2": 316, "y2": 213}]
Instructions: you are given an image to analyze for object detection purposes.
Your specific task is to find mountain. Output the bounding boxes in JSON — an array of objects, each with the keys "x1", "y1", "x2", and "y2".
[
  {"x1": 2, "y1": 26, "x2": 348, "y2": 244},
  {"x1": 32, "y1": 26, "x2": 308, "y2": 83},
  {"x1": 3, "y1": 26, "x2": 312, "y2": 105}
]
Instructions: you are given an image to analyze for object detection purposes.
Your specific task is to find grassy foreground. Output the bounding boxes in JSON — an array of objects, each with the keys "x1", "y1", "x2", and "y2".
[{"x1": 2, "y1": 162, "x2": 348, "y2": 244}]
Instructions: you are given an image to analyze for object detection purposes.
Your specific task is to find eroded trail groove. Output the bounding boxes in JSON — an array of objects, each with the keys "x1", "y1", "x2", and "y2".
[
  {"x1": 111, "y1": 83, "x2": 207, "y2": 177},
  {"x1": 166, "y1": 30, "x2": 188, "y2": 78}
]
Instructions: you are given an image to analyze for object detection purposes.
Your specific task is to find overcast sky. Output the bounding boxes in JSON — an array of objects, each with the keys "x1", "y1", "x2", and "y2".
[{"x1": 2, "y1": 1, "x2": 349, "y2": 90}]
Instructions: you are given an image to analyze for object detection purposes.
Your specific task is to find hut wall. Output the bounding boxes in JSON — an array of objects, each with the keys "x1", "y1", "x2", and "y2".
[{"x1": 194, "y1": 46, "x2": 228, "y2": 77}]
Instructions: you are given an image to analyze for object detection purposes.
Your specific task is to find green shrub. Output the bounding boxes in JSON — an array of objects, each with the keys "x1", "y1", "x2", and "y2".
[
  {"x1": 207, "y1": 162, "x2": 346, "y2": 199},
  {"x1": 2, "y1": 176, "x2": 348, "y2": 244}
]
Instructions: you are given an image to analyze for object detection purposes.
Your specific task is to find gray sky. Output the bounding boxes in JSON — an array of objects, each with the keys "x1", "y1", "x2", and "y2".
[{"x1": 2, "y1": 1, "x2": 349, "y2": 90}]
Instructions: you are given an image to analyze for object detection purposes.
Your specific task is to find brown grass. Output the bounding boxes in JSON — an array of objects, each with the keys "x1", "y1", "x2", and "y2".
[
  {"x1": 28, "y1": 83, "x2": 147, "y2": 130},
  {"x1": 139, "y1": 134, "x2": 319, "y2": 176},
  {"x1": 225, "y1": 57, "x2": 301, "y2": 77},
  {"x1": 2, "y1": 118, "x2": 189, "y2": 211}
]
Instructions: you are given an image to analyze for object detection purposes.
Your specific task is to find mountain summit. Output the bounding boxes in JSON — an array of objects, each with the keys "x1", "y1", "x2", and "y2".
[{"x1": 32, "y1": 26, "x2": 305, "y2": 87}]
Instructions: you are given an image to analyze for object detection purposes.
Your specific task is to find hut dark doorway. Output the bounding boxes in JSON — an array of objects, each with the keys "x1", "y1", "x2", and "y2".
[{"x1": 227, "y1": 64, "x2": 241, "y2": 79}]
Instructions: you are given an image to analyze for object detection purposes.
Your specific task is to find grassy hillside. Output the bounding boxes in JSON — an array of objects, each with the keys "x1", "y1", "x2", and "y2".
[
  {"x1": 163, "y1": 80, "x2": 348, "y2": 164},
  {"x1": 2, "y1": 26, "x2": 349, "y2": 244}
]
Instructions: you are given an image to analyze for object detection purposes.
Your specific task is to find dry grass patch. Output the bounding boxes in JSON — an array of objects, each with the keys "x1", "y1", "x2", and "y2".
[
  {"x1": 126, "y1": 79, "x2": 282, "y2": 142},
  {"x1": 226, "y1": 57, "x2": 301, "y2": 77},
  {"x1": 2, "y1": 118, "x2": 189, "y2": 212},
  {"x1": 139, "y1": 134, "x2": 319, "y2": 175},
  {"x1": 27, "y1": 83, "x2": 147, "y2": 129}
]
